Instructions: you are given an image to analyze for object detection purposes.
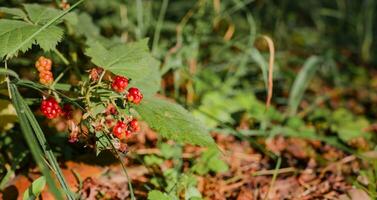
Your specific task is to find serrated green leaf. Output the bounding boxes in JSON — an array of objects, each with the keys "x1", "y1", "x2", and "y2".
[
  {"x1": 85, "y1": 39, "x2": 161, "y2": 96},
  {"x1": 23, "y1": 4, "x2": 63, "y2": 25},
  {"x1": 0, "y1": 7, "x2": 27, "y2": 19},
  {"x1": 0, "y1": 19, "x2": 63, "y2": 58},
  {"x1": 22, "y1": 4, "x2": 77, "y2": 25},
  {"x1": 23, "y1": 176, "x2": 46, "y2": 200},
  {"x1": 0, "y1": 1, "x2": 83, "y2": 59},
  {"x1": 134, "y1": 97, "x2": 215, "y2": 146},
  {"x1": 73, "y1": 13, "x2": 100, "y2": 38}
]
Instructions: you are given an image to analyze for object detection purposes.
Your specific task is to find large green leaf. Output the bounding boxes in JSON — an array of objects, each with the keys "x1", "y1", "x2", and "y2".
[
  {"x1": 0, "y1": 2, "x2": 82, "y2": 59},
  {"x1": 134, "y1": 97, "x2": 215, "y2": 146},
  {"x1": 85, "y1": 39, "x2": 161, "y2": 96},
  {"x1": 0, "y1": 20, "x2": 63, "y2": 59}
]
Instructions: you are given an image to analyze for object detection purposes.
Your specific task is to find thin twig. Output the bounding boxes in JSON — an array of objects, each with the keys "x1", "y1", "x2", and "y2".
[
  {"x1": 252, "y1": 167, "x2": 296, "y2": 176},
  {"x1": 103, "y1": 133, "x2": 136, "y2": 200},
  {"x1": 53, "y1": 49, "x2": 70, "y2": 65}
]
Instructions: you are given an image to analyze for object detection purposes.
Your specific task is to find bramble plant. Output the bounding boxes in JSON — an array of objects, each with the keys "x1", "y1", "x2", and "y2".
[{"x1": 0, "y1": 1, "x2": 215, "y2": 199}]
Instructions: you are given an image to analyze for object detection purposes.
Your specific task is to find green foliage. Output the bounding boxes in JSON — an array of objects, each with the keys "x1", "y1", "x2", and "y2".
[
  {"x1": 329, "y1": 108, "x2": 371, "y2": 142},
  {"x1": 354, "y1": 159, "x2": 377, "y2": 198},
  {"x1": 192, "y1": 147, "x2": 228, "y2": 175},
  {"x1": 147, "y1": 190, "x2": 173, "y2": 200},
  {"x1": 135, "y1": 97, "x2": 215, "y2": 146},
  {"x1": 144, "y1": 155, "x2": 164, "y2": 166},
  {"x1": 193, "y1": 90, "x2": 283, "y2": 128},
  {"x1": 85, "y1": 39, "x2": 161, "y2": 96},
  {"x1": 22, "y1": 176, "x2": 46, "y2": 200},
  {"x1": 0, "y1": 4, "x2": 78, "y2": 59},
  {"x1": 95, "y1": 131, "x2": 111, "y2": 156}
]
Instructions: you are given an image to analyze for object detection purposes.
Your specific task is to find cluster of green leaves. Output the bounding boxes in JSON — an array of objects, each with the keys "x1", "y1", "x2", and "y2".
[{"x1": 143, "y1": 143, "x2": 227, "y2": 200}]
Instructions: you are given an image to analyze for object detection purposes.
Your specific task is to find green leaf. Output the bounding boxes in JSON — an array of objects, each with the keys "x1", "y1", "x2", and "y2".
[
  {"x1": 23, "y1": 176, "x2": 46, "y2": 200},
  {"x1": 288, "y1": 56, "x2": 322, "y2": 115},
  {"x1": 95, "y1": 131, "x2": 111, "y2": 156},
  {"x1": 330, "y1": 108, "x2": 371, "y2": 142},
  {"x1": 147, "y1": 190, "x2": 173, "y2": 200},
  {"x1": 0, "y1": 7, "x2": 27, "y2": 20},
  {"x1": 0, "y1": 1, "x2": 83, "y2": 59},
  {"x1": 185, "y1": 186, "x2": 202, "y2": 200},
  {"x1": 72, "y1": 13, "x2": 100, "y2": 38},
  {"x1": 85, "y1": 39, "x2": 161, "y2": 96},
  {"x1": 144, "y1": 155, "x2": 164, "y2": 166},
  {"x1": 0, "y1": 19, "x2": 63, "y2": 59},
  {"x1": 160, "y1": 143, "x2": 182, "y2": 159},
  {"x1": 23, "y1": 4, "x2": 63, "y2": 24},
  {"x1": 192, "y1": 147, "x2": 228, "y2": 175},
  {"x1": 134, "y1": 97, "x2": 215, "y2": 146}
]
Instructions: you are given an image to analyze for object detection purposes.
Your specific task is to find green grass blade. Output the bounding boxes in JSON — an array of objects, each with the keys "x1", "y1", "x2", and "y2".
[
  {"x1": 263, "y1": 157, "x2": 282, "y2": 200},
  {"x1": 249, "y1": 48, "x2": 268, "y2": 90},
  {"x1": 152, "y1": 0, "x2": 169, "y2": 55},
  {"x1": 10, "y1": 84, "x2": 75, "y2": 200},
  {"x1": 21, "y1": 94, "x2": 75, "y2": 199},
  {"x1": 10, "y1": 84, "x2": 63, "y2": 200},
  {"x1": 288, "y1": 56, "x2": 321, "y2": 116}
]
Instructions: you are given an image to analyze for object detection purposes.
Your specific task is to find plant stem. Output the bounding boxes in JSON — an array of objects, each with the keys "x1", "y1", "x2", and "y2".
[
  {"x1": 53, "y1": 49, "x2": 70, "y2": 65},
  {"x1": 136, "y1": 0, "x2": 144, "y2": 39},
  {"x1": 152, "y1": 0, "x2": 169, "y2": 55},
  {"x1": 263, "y1": 157, "x2": 281, "y2": 200},
  {"x1": 103, "y1": 133, "x2": 136, "y2": 200},
  {"x1": 51, "y1": 66, "x2": 71, "y2": 88}
]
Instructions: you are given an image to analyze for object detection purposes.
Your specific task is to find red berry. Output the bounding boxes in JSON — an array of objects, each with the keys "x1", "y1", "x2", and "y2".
[
  {"x1": 40, "y1": 97, "x2": 62, "y2": 119},
  {"x1": 111, "y1": 76, "x2": 129, "y2": 93},
  {"x1": 129, "y1": 119, "x2": 140, "y2": 132},
  {"x1": 125, "y1": 130, "x2": 132, "y2": 137},
  {"x1": 39, "y1": 70, "x2": 54, "y2": 85},
  {"x1": 127, "y1": 87, "x2": 143, "y2": 104},
  {"x1": 112, "y1": 121, "x2": 127, "y2": 139},
  {"x1": 35, "y1": 56, "x2": 52, "y2": 72}
]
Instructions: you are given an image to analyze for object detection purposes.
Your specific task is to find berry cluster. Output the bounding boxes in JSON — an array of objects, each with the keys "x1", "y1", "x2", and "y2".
[
  {"x1": 111, "y1": 76, "x2": 143, "y2": 104},
  {"x1": 40, "y1": 97, "x2": 62, "y2": 119},
  {"x1": 35, "y1": 56, "x2": 54, "y2": 85},
  {"x1": 112, "y1": 119, "x2": 140, "y2": 139},
  {"x1": 38, "y1": 63, "x2": 144, "y2": 153}
]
